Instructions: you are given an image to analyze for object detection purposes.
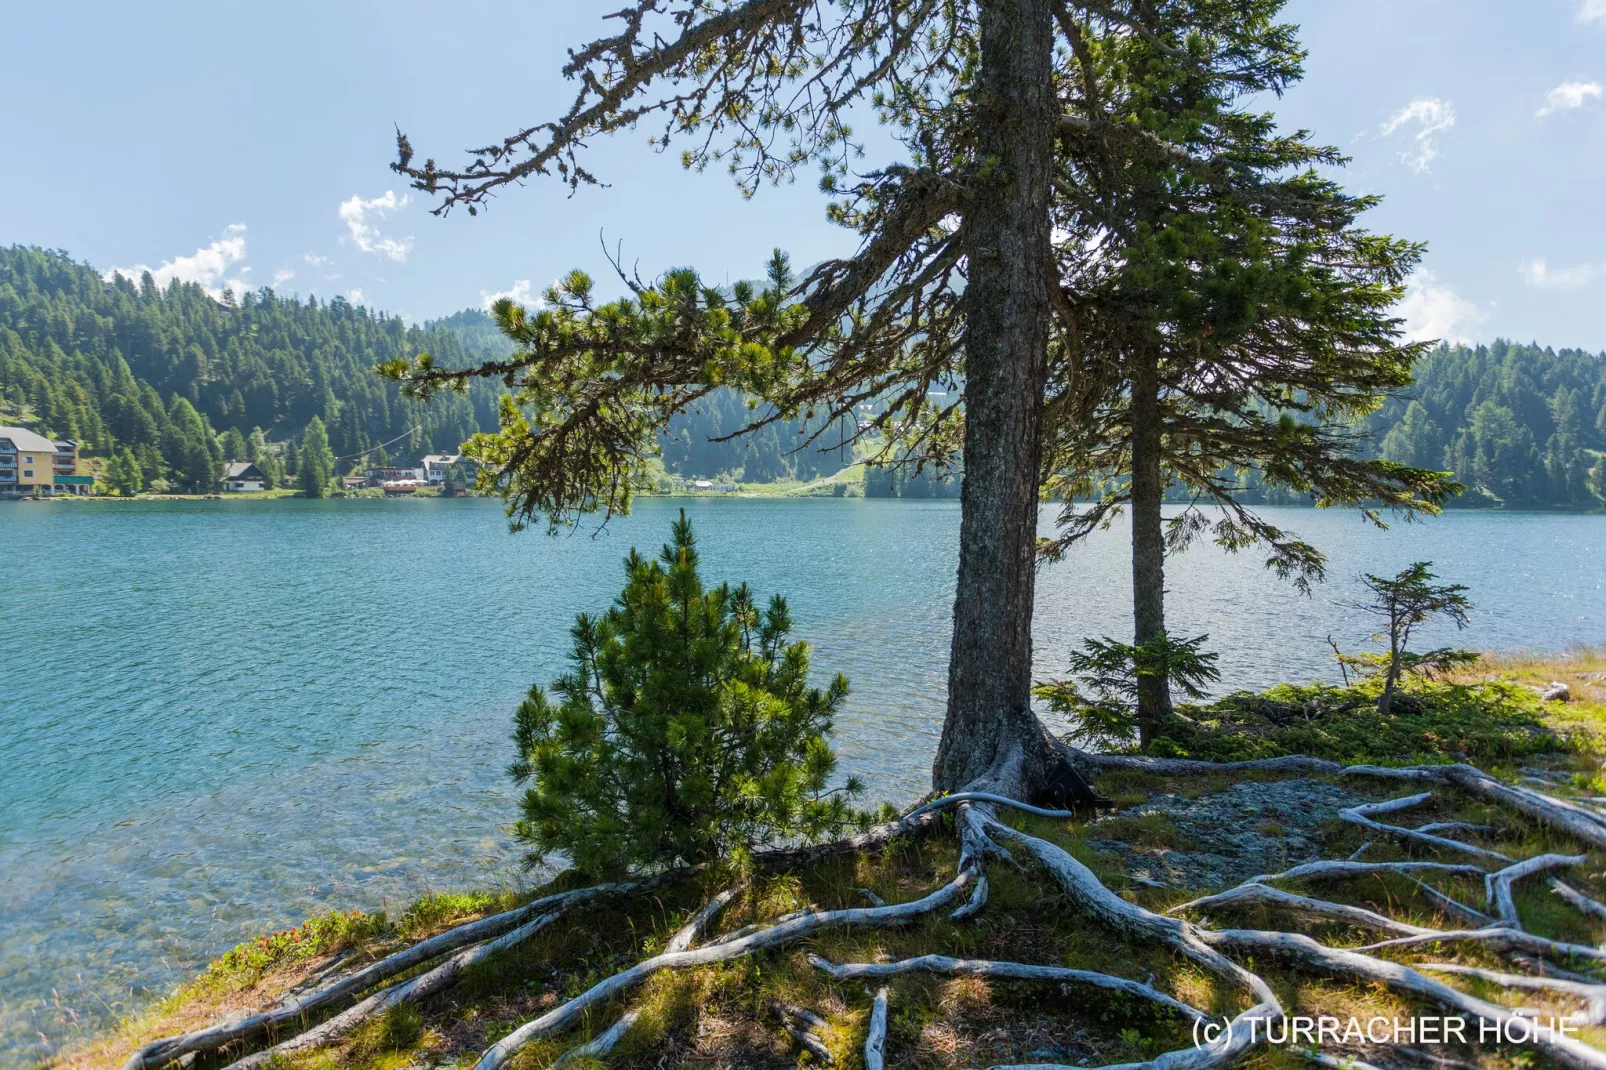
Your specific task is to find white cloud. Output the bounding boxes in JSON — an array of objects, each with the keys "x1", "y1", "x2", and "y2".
[
  {"x1": 1397, "y1": 268, "x2": 1487, "y2": 344},
  {"x1": 347, "y1": 288, "x2": 366, "y2": 306},
  {"x1": 1536, "y1": 79, "x2": 1603, "y2": 118},
  {"x1": 272, "y1": 267, "x2": 296, "y2": 287},
  {"x1": 481, "y1": 279, "x2": 538, "y2": 311},
  {"x1": 1379, "y1": 97, "x2": 1455, "y2": 173},
  {"x1": 1521, "y1": 258, "x2": 1600, "y2": 288},
  {"x1": 105, "y1": 224, "x2": 251, "y2": 299},
  {"x1": 1580, "y1": 0, "x2": 1606, "y2": 23},
  {"x1": 304, "y1": 253, "x2": 330, "y2": 266},
  {"x1": 338, "y1": 191, "x2": 413, "y2": 262}
]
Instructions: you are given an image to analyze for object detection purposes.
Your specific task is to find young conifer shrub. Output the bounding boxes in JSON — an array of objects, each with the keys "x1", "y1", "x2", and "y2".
[{"x1": 509, "y1": 510, "x2": 864, "y2": 877}]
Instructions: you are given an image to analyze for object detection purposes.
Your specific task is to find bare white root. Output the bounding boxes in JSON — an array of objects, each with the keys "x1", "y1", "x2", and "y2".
[
  {"x1": 808, "y1": 954, "x2": 1209, "y2": 1024},
  {"x1": 1555, "y1": 879, "x2": 1606, "y2": 919},
  {"x1": 551, "y1": 881, "x2": 746, "y2": 1067},
  {"x1": 1409, "y1": 877, "x2": 1494, "y2": 927},
  {"x1": 864, "y1": 987, "x2": 889, "y2": 1070},
  {"x1": 121, "y1": 880, "x2": 646, "y2": 1070},
  {"x1": 1485, "y1": 854, "x2": 1585, "y2": 927},
  {"x1": 1414, "y1": 962, "x2": 1606, "y2": 1026},
  {"x1": 1206, "y1": 928, "x2": 1606, "y2": 1070},
  {"x1": 1248, "y1": 860, "x2": 1487, "y2": 885},
  {"x1": 552, "y1": 1008, "x2": 642, "y2": 1067},
  {"x1": 226, "y1": 909, "x2": 564, "y2": 1069},
  {"x1": 1167, "y1": 882, "x2": 1437, "y2": 938},
  {"x1": 1355, "y1": 926, "x2": 1606, "y2": 963},
  {"x1": 950, "y1": 875, "x2": 989, "y2": 921},
  {"x1": 470, "y1": 870, "x2": 977, "y2": 1070},
  {"x1": 1338, "y1": 794, "x2": 1511, "y2": 863},
  {"x1": 777, "y1": 1003, "x2": 834, "y2": 1062}
]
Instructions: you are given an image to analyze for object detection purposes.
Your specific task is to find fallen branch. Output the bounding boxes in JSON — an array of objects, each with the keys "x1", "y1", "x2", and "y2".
[
  {"x1": 471, "y1": 870, "x2": 976, "y2": 1070},
  {"x1": 1485, "y1": 854, "x2": 1585, "y2": 928},
  {"x1": 808, "y1": 954, "x2": 1208, "y2": 1024},
  {"x1": 1414, "y1": 962, "x2": 1606, "y2": 1026}
]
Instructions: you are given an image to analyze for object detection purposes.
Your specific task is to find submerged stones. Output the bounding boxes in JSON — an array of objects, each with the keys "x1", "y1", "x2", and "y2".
[{"x1": 1087, "y1": 778, "x2": 1373, "y2": 890}]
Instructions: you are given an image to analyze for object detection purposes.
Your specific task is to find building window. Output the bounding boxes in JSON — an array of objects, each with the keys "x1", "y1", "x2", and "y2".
[
  {"x1": 24, "y1": 456, "x2": 33, "y2": 463},
  {"x1": 24, "y1": 470, "x2": 33, "y2": 477}
]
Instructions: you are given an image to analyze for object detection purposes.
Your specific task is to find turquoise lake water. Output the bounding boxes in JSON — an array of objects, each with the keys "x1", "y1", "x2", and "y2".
[{"x1": 2, "y1": 496, "x2": 1604, "y2": 1065}]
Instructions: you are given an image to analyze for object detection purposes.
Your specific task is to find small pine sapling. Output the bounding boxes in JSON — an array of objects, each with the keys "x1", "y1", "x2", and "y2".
[
  {"x1": 1345, "y1": 561, "x2": 1476, "y2": 715},
  {"x1": 508, "y1": 510, "x2": 864, "y2": 878},
  {"x1": 1035, "y1": 633, "x2": 1221, "y2": 749}
]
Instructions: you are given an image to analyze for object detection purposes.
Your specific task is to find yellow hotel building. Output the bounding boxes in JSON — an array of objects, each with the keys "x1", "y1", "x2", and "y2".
[{"x1": 0, "y1": 427, "x2": 94, "y2": 497}]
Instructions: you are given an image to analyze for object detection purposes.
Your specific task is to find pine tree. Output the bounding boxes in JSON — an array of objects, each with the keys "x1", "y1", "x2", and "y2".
[
  {"x1": 298, "y1": 416, "x2": 335, "y2": 498},
  {"x1": 509, "y1": 512, "x2": 862, "y2": 878},
  {"x1": 103, "y1": 448, "x2": 144, "y2": 496},
  {"x1": 385, "y1": 0, "x2": 1332, "y2": 796}
]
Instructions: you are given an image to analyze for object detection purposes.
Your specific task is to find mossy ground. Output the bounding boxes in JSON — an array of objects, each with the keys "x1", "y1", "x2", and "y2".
[{"x1": 46, "y1": 651, "x2": 1606, "y2": 1070}]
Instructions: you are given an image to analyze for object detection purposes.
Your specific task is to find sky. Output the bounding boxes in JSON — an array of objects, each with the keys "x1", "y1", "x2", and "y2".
[{"x1": 2, "y1": 0, "x2": 1602, "y2": 349}]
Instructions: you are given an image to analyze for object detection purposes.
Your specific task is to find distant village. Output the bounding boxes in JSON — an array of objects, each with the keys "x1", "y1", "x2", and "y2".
[{"x1": 1, "y1": 425, "x2": 482, "y2": 500}]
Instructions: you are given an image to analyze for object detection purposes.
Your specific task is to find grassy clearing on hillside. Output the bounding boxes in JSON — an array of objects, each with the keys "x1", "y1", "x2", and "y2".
[{"x1": 46, "y1": 651, "x2": 1606, "y2": 1070}]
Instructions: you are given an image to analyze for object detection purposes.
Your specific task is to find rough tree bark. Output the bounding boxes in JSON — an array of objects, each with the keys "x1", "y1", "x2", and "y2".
[
  {"x1": 1129, "y1": 355, "x2": 1171, "y2": 739},
  {"x1": 933, "y1": 0, "x2": 1059, "y2": 795}
]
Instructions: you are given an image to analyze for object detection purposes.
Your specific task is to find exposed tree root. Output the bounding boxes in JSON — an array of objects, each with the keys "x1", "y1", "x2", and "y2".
[
  {"x1": 1355, "y1": 926, "x2": 1606, "y2": 963},
  {"x1": 807, "y1": 954, "x2": 1210, "y2": 1024},
  {"x1": 470, "y1": 870, "x2": 978, "y2": 1070},
  {"x1": 1555, "y1": 879, "x2": 1606, "y2": 919},
  {"x1": 1415, "y1": 962, "x2": 1606, "y2": 1026},
  {"x1": 1074, "y1": 749, "x2": 1606, "y2": 852},
  {"x1": 551, "y1": 882, "x2": 746, "y2": 1067},
  {"x1": 1205, "y1": 928, "x2": 1606, "y2": 1070},
  {"x1": 224, "y1": 909, "x2": 566, "y2": 1069},
  {"x1": 1410, "y1": 877, "x2": 1495, "y2": 927},
  {"x1": 134, "y1": 748, "x2": 1606, "y2": 1070},
  {"x1": 777, "y1": 1003, "x2": 834, "y2": 1062},
  {"x1": 864, "y1": 986, "x2": 889, "y2": 1070},
  {"x1": 1167, "y1": 882, "x2": 1437, "y2": 938},
  {"x1": 1484, "y1": 854, "x2": 1585, "y2": 927},
  {"x1": 120, "y1": 879, "x2": 651, "y2": 1070},
  {"x1": 1338, "y1": 794, "x2": 1511, "y2": 863},
  {"x1": 1247, "y1": 860, "x2": 1488, "y2": 885}
]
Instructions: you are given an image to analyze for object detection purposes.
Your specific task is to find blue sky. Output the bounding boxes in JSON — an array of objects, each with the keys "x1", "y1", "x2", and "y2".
[{"x1": 3, "y1": 0, "x2": 1602, "y2": 349}]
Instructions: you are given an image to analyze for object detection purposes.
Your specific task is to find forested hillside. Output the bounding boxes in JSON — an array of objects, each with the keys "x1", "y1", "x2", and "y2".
[
  {"x1": 4, "y1": 245, "x2": 1603, "y2": 505},
  {"x1": 1370, "y1": 340, "x2": 1606, "y2": 507},
  {"x1": 0, "y1": 246, "x2": 500, "y2": 490}
]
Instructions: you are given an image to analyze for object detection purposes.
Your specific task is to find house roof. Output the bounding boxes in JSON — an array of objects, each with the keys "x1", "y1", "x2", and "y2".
[
  {"x1": 422, "y1": 454, "x2": 463, "y2": 465},
  {"x1": 0, "y1": 427, "x2": 59, "y2": 453},
  {"x1": 224, "y1": 461, "x2": 265, "y2": 479}
]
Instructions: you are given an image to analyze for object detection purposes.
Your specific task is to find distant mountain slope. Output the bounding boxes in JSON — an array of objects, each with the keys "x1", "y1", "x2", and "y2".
[
  {"x1": 0, "y1": 245, "x2": 500, "y2": 488},
  {"x1": 1369, "y1": 340, "x2": 1606, "y2": 507},
  {"x1": 5, "y1": 244, "x2": 1602, "y2": 504}
]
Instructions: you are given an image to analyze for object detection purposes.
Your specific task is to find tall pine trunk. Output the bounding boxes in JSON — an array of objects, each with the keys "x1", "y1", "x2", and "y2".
[
  {"x1": 1129, "y1": 356, "x2": 1172, "y2": 743},
  {"x1": 932, "y1": 0, "x2": 1057, "y2": 794}
]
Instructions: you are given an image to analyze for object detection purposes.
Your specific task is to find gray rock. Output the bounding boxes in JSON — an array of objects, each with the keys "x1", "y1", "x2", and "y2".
[{"x1": 1087, "y1": 778, "x2": 1372, "y2": 891}]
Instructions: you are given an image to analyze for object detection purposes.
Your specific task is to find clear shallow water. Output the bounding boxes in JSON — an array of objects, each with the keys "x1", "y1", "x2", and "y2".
[{"x1": 1, "y1": 497, "x2": 1602, "y2": 1065}]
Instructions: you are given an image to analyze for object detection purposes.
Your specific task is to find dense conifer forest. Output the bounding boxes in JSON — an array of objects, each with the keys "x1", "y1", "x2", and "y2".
[{"x1": 2, "y1": 245, "x2": 1602, "y2": 504}]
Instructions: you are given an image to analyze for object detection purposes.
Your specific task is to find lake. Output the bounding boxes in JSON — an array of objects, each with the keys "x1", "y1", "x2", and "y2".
[{"x1": 2, "y1": 496, "x2": 1603, "y2": 1065}]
